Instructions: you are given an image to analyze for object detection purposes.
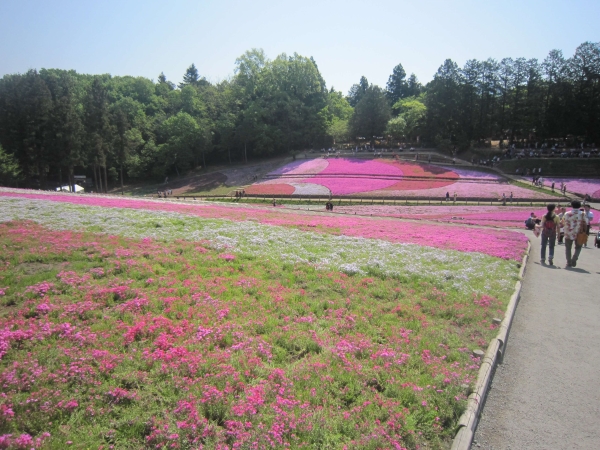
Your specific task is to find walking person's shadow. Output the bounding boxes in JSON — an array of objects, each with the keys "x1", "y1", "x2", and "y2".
[
  {"x1": 563, "y1": 266, "x2": 590, "y2": 274},
  {"x1": 536, "y1": 262, "x2": 590, "y2": 273}
]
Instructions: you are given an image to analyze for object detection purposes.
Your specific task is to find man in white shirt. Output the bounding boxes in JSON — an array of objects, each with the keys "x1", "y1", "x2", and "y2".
[{"x1": 562, "y1": 201, "x2": 589, "y2": 268}]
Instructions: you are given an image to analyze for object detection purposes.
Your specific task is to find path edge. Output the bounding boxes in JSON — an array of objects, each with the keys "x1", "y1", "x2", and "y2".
[{"x1": 450, "y1": 239, "x2": 531, "y2": 450}]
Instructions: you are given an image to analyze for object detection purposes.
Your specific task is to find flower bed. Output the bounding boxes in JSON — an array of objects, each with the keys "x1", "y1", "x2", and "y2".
[
  {"x1": 449, "y1": 168, "x2": 503, "y2": 181},
  {"x1": 300, "y1": 159, "x2": 404, "y2": 195},
  {"x1": 0, "y1": 190, "x2": 529, "y2": 261},
  {"x1": 366, "y1": 181, "x2": 555, "y2": 200},
  {"x1": 0, "y1": 205, "x2": 521, "y2": 448},
  {"x1": 251, "y1": 158, "x2": 551, "y2": 199},
  {"x1": 268, "y1": 158, "x2": 329, "y2": 175},
  {"x1": 532, "y1": 177, "x2": 600, "y2": 199},
  {"x1": 333, "y1": 205, "x2": 551, "y2": 228}
]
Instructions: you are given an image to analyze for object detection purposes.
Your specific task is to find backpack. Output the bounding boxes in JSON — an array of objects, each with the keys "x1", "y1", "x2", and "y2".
[{"x1": 543, "y1": 216, "x2": 557, "y2": 234}]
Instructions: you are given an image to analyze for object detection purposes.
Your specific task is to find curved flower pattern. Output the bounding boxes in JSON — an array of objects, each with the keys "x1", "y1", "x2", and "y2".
[{"x1": 248, "y1": 158, "x2": 554, "y2": 199}]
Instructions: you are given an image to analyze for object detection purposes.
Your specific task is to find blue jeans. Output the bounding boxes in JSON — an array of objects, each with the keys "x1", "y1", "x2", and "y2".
[{"x1": 541, "y1": 233, "x2": 555, "y2": 261}]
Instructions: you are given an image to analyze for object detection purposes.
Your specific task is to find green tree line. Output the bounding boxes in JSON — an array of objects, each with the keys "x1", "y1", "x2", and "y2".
[
  {"x1": 379, "y1": 41, "x2": 599, "y2": 151},
  {"x1": 0, "y1": 42, "x2": 598, "y2": 189},
  {"x1": 0, "y1": 49, "x2": 343, "y2": 190}
]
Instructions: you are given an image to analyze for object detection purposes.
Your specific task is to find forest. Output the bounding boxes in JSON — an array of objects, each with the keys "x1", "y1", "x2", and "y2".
[{"x1": 0, "y1": 42, "x2": 598, "y2": 190}]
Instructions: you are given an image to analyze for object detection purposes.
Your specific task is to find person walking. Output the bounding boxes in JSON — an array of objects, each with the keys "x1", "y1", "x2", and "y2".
[
  {"x1": 562, "y1": 200, "x2": 589, "y2": 268},
  {"x1": 557, "y1": 206, "x2": 567, "y2": 244},
  {"x1": 540, "y1": 204, "x2": 560, "y2": 265},
  {"x1": 510, "y1": 192, "x2": 513, "y2": 203},
  {"x1": 583, "y1": 204, "x2": 594, "y2": 247}
]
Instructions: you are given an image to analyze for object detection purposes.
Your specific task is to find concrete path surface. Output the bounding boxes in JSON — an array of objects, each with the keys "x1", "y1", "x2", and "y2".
[{"x1": 474, "y1": 230, "x2": 600, "y2": 449}]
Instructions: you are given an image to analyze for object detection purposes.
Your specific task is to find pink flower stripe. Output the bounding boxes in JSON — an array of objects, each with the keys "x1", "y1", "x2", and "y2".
[
  {"x1": 531, "y1": 177, "x2": 600, "y2": 199},
  {"x1": 0, "y1": 190, "x2": 528, "y2": 260},
  {"x1": 335, "y1": 205, "x2": 552, "y2": 228},
  {"x1": 368, "y1": 181, "x2": 556, "y2": 199},
  {"x1": 336, "y1": 205, "x2": 599, "y2": 228}
]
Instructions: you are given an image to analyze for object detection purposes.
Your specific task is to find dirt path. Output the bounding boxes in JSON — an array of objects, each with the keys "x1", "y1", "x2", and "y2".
[{"x1": 474, "y1": 230, "x2": 600, "y2": 449}]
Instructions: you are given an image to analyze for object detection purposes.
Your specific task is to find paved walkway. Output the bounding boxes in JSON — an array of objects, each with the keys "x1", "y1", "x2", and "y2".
[{"x1": 474, "y1": 230, "x2": 600, "y2": 449}]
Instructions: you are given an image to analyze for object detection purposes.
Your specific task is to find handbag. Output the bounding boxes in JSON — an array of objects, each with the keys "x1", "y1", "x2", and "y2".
[{"x1": 575, "y1": 213, "x2": 588, "y2": 246}]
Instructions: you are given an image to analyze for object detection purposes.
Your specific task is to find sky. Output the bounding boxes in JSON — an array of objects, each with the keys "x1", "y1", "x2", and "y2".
[{"x1": 1, "y1": 0, "x2": 598, "y2": 95}]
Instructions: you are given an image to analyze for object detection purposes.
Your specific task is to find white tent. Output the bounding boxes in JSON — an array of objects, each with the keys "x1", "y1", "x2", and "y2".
[{"x1": 56, "y1": 184, "x2": 84, "y2": 192}]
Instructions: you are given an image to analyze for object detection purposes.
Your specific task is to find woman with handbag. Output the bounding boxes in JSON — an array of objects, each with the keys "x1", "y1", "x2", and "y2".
[{"x1": 562, "y1": 200, "x2": 589, "y2": 268}]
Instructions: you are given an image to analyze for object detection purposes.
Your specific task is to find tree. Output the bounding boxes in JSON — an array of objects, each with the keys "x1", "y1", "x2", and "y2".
[
  {"x1": 569, "y1": 42, "x2": 600, "y2": 142},
  {"x1": 179, "y1": 64, "x2": 209, "y2": 89},
  {"x1": 542, "y1": 49, "x2": 570, "y2": 138},
  {"x1": 111, "y1": 97, "x2": 146, "y2": 193},
  {"x1": 157, "y1": 72, "x2": 176, "y2": 92},
  {"x1": 328, "y1": 119, "x2": 350, "y2": 145},
  {"x1": 476, "y1": 58, "x2": 500, "y2": 139},
  {"x1": 0, "y1": 70, "x2": 53, "y2": 184},
  {"x1": 157, "y1": 112, "x2": 209, "y2": 175},
  {"x1": 385, "y1": 116, "x2": 406, "y2": 142},
  {"x1": 180, "y1": 64, "x2": 199, "y2": 87},
  {"x1": 326, "y1": 89, "x2": 353, "y2": 121},
  {"x1": 406, "y1": 74, "x2": 422, "y2": 98},
  {"x1": 180, "y1": 85, "x2": 206, "y2": 117},
  {"x1": 424, "y1": 59, "x2": 461, "y2": 147},
  {"x1": 349, "y1": 85, "x2": 391, "y2": 144},
  {"x1": 325, "y1": 89, "x2": 353, "y2": 145},
  {"x1": 40, "y1": 69, "x2": 85, "y2": 190},
  {"x1": 394, "y1": 97, "x2": 426, "y2": 140},
  {"x1": 235, "y1": 49, "x2": 267, "y2": 86},
  {"x1": 0, "y1": 145, "x2": 21, "y2": 186},
  {"x1": 497, "y1": 58, "x2": 514, "y2": 140},
  {"x1": 347, "y1": 76, "x2": 369, "y2": 107},
  {"x1": 234, "y1": 51, "x2": 329, "y2": 156},
  {"x1": 83, "y1": 76, "x2": 112, "y2": 192},
  {"x1": 386, "y1": 63, "x2": 408, "y2": 105}
]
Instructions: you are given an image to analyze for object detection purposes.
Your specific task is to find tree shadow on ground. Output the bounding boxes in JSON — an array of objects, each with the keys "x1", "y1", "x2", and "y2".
[{"x1": 168, "y1": 172, "x2": 227, "y2": 194}]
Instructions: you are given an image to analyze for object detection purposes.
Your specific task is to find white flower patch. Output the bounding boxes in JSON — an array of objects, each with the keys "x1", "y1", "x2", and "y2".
[
  {"x1": 289, "y1": 183, "x2": 331, "y2": 196},
  {"x1": 0, "y1": 197, "x2": 517, "y2": 296}
]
